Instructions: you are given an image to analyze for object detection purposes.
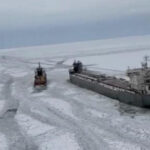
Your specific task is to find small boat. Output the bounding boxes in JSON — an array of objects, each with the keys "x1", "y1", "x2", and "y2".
[{"x1": 34, "y1": 63, "x2": 47, "y2": 88}]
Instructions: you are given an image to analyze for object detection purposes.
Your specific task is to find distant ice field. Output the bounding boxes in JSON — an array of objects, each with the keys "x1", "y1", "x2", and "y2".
[
  {"x1": 65, "y1": 50, "x2": 150, "y2": 71},
  {"x1": 0, "y1": 35, "x2": 150, "y2": 59},
  {"x1": 0, "y1": 35, "x2": 150, "y2": 72}
]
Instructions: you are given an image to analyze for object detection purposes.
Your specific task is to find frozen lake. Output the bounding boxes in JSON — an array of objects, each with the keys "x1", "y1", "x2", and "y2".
[{"x1": 0, "y1": 35, "x2": 150, "y2": 150}]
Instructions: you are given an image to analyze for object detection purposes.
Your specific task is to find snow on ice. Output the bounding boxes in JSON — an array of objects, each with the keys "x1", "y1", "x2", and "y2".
[
  {"x1": 0, "y1": 35, "x2": 150, "y2": 149},
  {"x1": 0, "y1": 133, "x2": 8, "y2": 150},
  {"x1": 15, "y1": 114, "x2": 54, "y2": 137}
]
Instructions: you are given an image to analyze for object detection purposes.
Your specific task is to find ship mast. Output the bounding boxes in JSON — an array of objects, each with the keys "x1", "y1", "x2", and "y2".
[{"x1": 142, "y1": 55, "x2": 149, "y2": 69}]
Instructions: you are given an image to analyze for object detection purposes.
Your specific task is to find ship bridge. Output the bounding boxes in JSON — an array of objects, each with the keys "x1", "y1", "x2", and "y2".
[{"x1": 127, "y1": 56, "x2": 150, "y2": 94}]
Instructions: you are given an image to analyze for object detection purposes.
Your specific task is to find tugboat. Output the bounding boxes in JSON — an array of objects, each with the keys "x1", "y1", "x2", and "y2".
[
  {"x1": 69, "y1": 57, "x2": 150, "y2": 107},
  {"x1": 34, "y1": 63, "x2": 47, "y2": 88}
]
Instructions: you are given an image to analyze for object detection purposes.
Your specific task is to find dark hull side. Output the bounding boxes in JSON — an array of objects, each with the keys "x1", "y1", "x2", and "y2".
[{"x1": 70, "y1": 74, "x2": 150, "y2": 108}]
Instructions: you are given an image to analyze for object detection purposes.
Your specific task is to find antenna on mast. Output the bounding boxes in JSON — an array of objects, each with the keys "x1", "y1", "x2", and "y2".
[{"x1": 142, "y1": 55, "x2": 149, "y2": 69}]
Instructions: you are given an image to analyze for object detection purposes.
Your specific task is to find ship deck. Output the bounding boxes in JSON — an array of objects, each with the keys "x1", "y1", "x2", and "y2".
[{"x1": 77, "y1": 70, "x2": 131, "y2": 91}]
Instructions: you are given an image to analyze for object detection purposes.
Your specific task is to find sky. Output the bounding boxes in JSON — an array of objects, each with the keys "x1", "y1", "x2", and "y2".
[{"x1": 0, "y1": 0, "x2": 150, "y2": 49}]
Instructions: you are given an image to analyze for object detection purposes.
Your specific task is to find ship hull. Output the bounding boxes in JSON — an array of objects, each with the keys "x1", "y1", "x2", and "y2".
[{"x1": 69, "y1": 74, "x2": 150, "y2": 108}]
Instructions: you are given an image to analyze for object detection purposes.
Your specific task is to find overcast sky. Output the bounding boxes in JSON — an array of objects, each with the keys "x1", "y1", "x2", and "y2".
[{"x1": 0, "y1": 0, "x2": 150, "y2": 49}]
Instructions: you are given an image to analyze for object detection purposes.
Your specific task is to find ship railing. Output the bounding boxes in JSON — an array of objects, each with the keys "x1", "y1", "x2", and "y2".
[
  {"x1": 73, "y1": 73, "x2": 136, "y2": 94},
  {"x1": 76, "y1": 73, "x2": 97, "y2": 82}
]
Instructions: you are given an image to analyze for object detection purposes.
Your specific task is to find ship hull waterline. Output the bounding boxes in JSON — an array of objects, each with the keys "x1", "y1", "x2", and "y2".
[{"x1": 69, "y1": 74, "x2": 150, "y2": 108}]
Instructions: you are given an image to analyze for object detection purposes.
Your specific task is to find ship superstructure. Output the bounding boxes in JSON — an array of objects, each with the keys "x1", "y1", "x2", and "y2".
[{"x1": 127, "y1": 56, "x2": 150, "y2": 94}]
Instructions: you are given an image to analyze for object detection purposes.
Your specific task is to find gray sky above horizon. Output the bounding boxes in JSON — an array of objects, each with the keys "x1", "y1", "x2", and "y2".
[{"x1": 0, "y1": 0, "x2": 150, "y2": 49}]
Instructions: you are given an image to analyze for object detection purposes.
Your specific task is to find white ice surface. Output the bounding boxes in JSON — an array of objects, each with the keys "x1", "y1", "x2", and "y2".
[
  {"x1": 0, "y1": 35, "x2": 150, "y2": 59},
  {"x1": 39, "y1": 133, "x2": 81, "y2": 150},
  {"x1": 0, "y1": 133, "x2": 8, "y2": 150},
  {"x1": 0, "y1": 35, "x2": 150, "y2": 150},
  {"x1": 15, "y1": 114, "x2": 54, "y2": 137},
  {"x1": 41, "y1": 97, "x2": 75, "y2": 118},
  {"x1": 65, "y1": 50, "x2": 150, "y2": 71},
  {"x1": 0, "y1": 101, "x2": 6, "y2": 116}
]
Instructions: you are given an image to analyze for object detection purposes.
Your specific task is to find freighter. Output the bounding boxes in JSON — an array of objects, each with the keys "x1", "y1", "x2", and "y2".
[{"x1": 69, "y1": 57, "x2": 150, "y2": 107}]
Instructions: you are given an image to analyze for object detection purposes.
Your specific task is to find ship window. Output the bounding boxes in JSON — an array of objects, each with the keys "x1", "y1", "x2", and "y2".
[
  {"x1": 149, "y1": 86, "x2": 150, "y2": 90},
  {"x1": 146, "y1": 80, "x2": 150, "y2": 83}
]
